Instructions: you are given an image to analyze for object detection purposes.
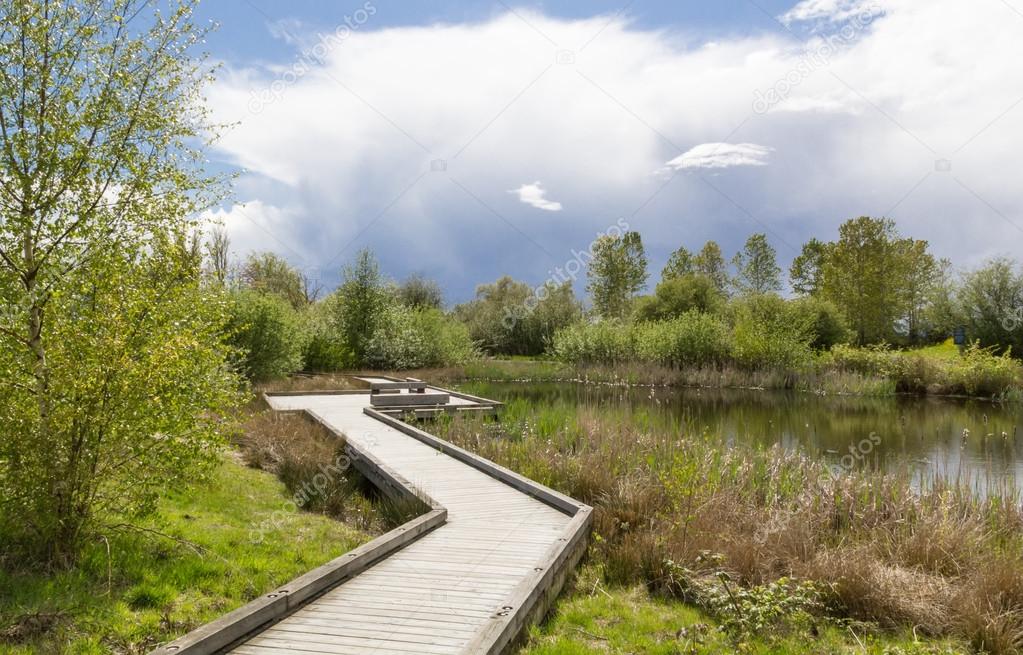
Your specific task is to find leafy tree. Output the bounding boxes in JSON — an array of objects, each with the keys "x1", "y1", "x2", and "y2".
[
  {"x1": 634, "y1": 274, "x2": 724, "y2": 321},
  {"x1": 786, "y1": 296, "x2": 850, "y2": 350},
  {"x1": 240, "y1": 251, "x2": 315, "y2": 310},
  {"x1": 662, "y1": 245, "x2": 695, "y2": 281},
  {"x1": 226, "y1": 289, "x2": 305, "y2": 380},
  {"x1": 955, "y1": 258, "x2": 1023, "y2": 354},
  {"x1": 789, "y1": 238, "x2": 829, "y2": 296},
  {"x1": 731, "y1": 233, "x2": 781, "y2": 295},
  {"x1": 455, "y1": 276, "x2": 581, "y2": 355},
  {"x1": 398, "y1": 273, "x2": 443, "y2": 310},
  {"x1": 0, "y1": 0, "x2": 238, "y2": 566},
  {"x1": 334, "y1": 249, "x2": 390, "y2": 364},
  {"x1": 694, "y1": 241, "x2": 730, "y2": 295},
  {"x1": 821, "y1": 217, "x2": 910, "y2": 345},
  {"x1": 899, "y1": 239, "x2": 939, "y2": 343},
  {"x1": 587, "y1": 231, "x2": 648, "y2": 320}
]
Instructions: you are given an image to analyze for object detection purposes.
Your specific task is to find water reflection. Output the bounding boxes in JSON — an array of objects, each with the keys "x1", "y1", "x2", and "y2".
[{"x1": 466, "y1": 381, "x2": 1023, "y2": 491}]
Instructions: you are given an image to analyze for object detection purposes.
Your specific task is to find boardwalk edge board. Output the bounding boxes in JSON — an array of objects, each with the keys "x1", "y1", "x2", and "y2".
[{"x1": 150, "y1": 381, "x2": 592, "y2": 655}]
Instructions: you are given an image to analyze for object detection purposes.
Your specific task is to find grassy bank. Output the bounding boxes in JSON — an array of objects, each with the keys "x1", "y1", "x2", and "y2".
[
  {"x1": 414, "y1": 339, "x2": 1023, "y2": 401},
  {"x1": 431, "y1": 401, "x2": 1023, "y2": 654},
  {"x1": 0, "y1": 457, "x2": 370, "y2": 653}
]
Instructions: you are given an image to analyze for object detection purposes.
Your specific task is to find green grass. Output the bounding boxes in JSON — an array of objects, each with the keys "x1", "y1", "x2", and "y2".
[
  {"x1": 521, "y1": 569, "x2": 971, "y2": 655},
  {"x1": 0, "y1": 455, "x2": 370, "y2": 654}
]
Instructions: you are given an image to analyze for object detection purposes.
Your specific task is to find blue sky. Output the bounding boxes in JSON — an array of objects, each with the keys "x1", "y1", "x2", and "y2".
[{"x1": 194, "y1": 0, "x2": 1023, "y2": 303}]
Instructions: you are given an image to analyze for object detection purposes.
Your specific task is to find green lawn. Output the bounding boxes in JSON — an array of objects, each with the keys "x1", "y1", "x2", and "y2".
[
  {"x1": 521, "y1": 570, "x2": 971, "y2": 655},
  {"x1": 0, "y1": 455, "x2": 369, "y2": 654}
]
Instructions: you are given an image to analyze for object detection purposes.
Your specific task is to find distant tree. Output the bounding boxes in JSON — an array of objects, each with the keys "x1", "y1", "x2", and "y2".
[
  {"x1": 731, "y1": 233, "x2": 781, "y2": 295},
  {"x1": 899, "y1": 239, "x2": 940, "y2": 343},
  {"x1": 662, "y1": 245, "x2": 696, "y2": 281},
  {"x1": 226, "y1": 289, "x2": 305, "y2": 380},
  {"x1": 240, "y1": 252, "x2": 314, "y2": 310},
  {"x1": 335, "y1": 249, "x2": 390, "y2": 364},
  {"x1": 587, "y1": 232, "x2": 648, "y2": 320},
  {"x1": 398, "y1": 274, "x2": 444, "y2": 310},
  {"x1": 694, "y1": 241, "x2": 730, "y2": 295},
  {"x1": 821, "y1": 217, "x2": 910, "y2": 345},
  {"x1": 634, "y1": 273, "x2": 724, "y2": 321},
  {"x1": 455, "y1": 276, "x2": 581, "y2": 355},
  {"x1": 789, "y1": 238, "x2": 829, "y2": 296},
  {"x1": 207, "y1": 227, "x2": 231, "y2": 285},
  {"x1": 955, "y1": 257, "x2": 1023, "y2": 354}
]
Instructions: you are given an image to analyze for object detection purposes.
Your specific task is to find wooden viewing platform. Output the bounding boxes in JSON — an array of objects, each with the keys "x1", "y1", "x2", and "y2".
[{"x1": 152, "y1": 378, "x2": 592, "y2": 655}]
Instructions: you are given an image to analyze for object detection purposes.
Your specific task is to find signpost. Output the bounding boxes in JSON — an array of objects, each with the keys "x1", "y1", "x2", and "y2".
[{"x1": 953, "y1": 326, "x2": 966, "y2": 354}]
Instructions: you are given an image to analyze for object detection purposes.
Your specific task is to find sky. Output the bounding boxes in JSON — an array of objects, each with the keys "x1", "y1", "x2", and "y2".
[{"x1": 193, "y1": 0, "x2": 1023, "y2": 304}]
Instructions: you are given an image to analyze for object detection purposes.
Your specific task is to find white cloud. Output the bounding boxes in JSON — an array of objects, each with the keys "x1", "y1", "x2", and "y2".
[
  {"x1": 509, "y1": 181, "x2": 563, "y2": 211},
  {"x1": 206, "y1": 1, "x2": 1023, "y2": 299},
  {"x1": 665, "y1": 143, "x2": 773, "y2": 170},
  {"x1": 780, "y1": 0, "x2": 881, "y2": 25}
]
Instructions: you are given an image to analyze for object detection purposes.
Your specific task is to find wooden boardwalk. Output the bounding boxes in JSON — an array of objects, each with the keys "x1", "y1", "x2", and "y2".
[{"x1": 153, "y1": 382, "x2": 591, "y2": 655}]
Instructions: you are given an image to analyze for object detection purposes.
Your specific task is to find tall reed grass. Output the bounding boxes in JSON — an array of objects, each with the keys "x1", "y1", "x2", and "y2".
[{"x1": 432, "y1": 405, "x2": 1023, "y2": 653}]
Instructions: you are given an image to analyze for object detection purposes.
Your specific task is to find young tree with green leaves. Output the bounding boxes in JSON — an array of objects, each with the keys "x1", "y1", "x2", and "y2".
[
  {"x1": 694, "y1": 241, "x2": 730, "y2": 294},
  {"x1": 587, "y1": 231, "x2": 648, "y2": 320},
  {"x1": 0, "y1": 0, "x2": 239, "y2": 566},
  {"x1": 731, "y1": 233, "x2": 781, "y2": 295},
  {"x1": 789, "y1": 238, "x2": 829, "y2": 296},
  {"x1": 334, "y1": 249, "x2": 390, "y2": 364},
  {"x1": 239, "y1": 251, "x2": 316, "y2": 310},
  {"x1": 662, "y1": 245, "x2": 695, "y2": 281}
]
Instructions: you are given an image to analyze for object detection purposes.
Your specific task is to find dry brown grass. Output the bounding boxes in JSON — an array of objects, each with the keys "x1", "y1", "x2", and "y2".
[
  {"x1": 234, "y1": 408, "x2": 385, "y2": 533},
  {"x1": 433, "y1": 409, "x2": 1023, "y2": 653}
]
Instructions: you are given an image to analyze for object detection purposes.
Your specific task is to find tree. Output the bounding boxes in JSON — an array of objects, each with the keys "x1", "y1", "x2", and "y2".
[
  {"x1": 239, "y1": 251, "x2": 315, "y2": 310},
  {"x1": 587, "y1": 231, "x2": 648, "y2": 320},
  {"x1": 634, "y1": 273, "x2": 723, "y2": 321},
  {"x1": 899, "y1": 239, "x2": 939, "y2": 343},
  {"x1": 207, "y1": 226, "x2": 231, "y2": 285},
  {"x1": 956, "y1": 258, "x2": 1023, "y2": 354},
  {"x1": 454, "y1": 276, "x2": 581, "y2": 355},
  {"x1": 694, "y1": 241, "x2": 730, "y2": 294},
  {"x1": 334, "y1": 249, "x2": 390, "y2": 364},
  {"x1": 226, "y1": 289, "x2": 305, "y2": 380},
  {"x1": 821, "y1": 217, "x2": 910, "y2": 345},
  {"x1": 398, "y1": 273, "x2": 443, "y2": 310},
  {"x1": 662, "y1": 245, "x2": 695, "y2": 281},
  {"x1": 731, "y1": 233, "x2": 781, "y2": 295},
  {"x1": 789, "y1": 238, "x2": 829, "y2": 296},
  {"x1": 0, "y1": 0, "x2": 238, "y2": 566}
]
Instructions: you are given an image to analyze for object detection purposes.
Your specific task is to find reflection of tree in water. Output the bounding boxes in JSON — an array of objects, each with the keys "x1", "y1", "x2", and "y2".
[{"x1": 470, "y1": 381, "x2": 1023, "y2": 487}]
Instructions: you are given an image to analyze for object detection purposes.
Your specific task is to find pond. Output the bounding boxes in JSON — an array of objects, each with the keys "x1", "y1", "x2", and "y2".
[{"x1": 461, "y1": 381, "x2": 1023, "y2": 493}]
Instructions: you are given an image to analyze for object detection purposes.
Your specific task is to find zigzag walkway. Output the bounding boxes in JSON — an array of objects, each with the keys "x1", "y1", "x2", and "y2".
[{"x1": 153, "y1": 383, "x2": 591, "y2": 655}]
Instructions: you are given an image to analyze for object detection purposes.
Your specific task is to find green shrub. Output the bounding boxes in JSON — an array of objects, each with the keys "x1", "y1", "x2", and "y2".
[
  {"x1": 729, "y1": 295, "x2": 814, "y2": 370},
  {"x1": 365, "y1": 305, "x2": 478, "y2": 369},
  {"x1": 300, "y1": 300, "x2": 353, "y2": 372},
  {"x1": 548, "y1": 320, "x2": 636, "y2": 365},
  {"x1": 787, "y1": 296, "x2": 851, "y2": 350},
  {"x1": 633, "y1": 273, "x2": 724, "y2": 322},
  {"x1": 634, "y1": 312, "x2": 732, "y2": 367},
  {"x1": 226, "y1": 289, "x2": 305, "y2": 381}
]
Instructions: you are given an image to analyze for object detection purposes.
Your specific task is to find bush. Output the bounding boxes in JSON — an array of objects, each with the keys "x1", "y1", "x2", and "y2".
[
  {"x1": 365, "y1": 305, "x2": 478, "y2": 370},
  {"x1": 728, "y1": 295, "x2": 814, "y2": 370},
  {"x1": 634, "y1": 274, "x2": 724, "y2": 322},
  {"x1": 634, "y1": 312, "x2": 732, "y2": 367},
  {"x1": 548, "y1": 320, "x2": 636, "y2": 365},
  {"x1": 226, "y1": 289, "x2": 305, "y2": 381},
  {"x1": 787, "y1": 296, "x2": 851, "y2": 350},
  {"x1": 300, "y1": 299, "x2": 353, "y2": 372}
]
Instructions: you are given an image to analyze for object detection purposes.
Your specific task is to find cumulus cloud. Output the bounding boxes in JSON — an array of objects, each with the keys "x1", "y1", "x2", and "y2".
[
  {"x1": 665, "y1": 143, "x2": 773, "y2": 170},
  {"x1": 206, "y1": 1, "x2": 1023, "y2": 299},
  {"x1": 509, "y1": 181, "x2": 563, "y2": 211}
]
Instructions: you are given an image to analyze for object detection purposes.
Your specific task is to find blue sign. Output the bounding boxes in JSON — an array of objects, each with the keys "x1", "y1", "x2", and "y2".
[{"x1": 953, "y1": 326, "x2": 966, "y2": 346}]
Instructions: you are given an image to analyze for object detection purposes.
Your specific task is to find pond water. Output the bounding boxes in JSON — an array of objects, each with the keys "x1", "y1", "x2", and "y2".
[{"x1": 463, "y1": 381, "x2": 1023, "y2": 493}]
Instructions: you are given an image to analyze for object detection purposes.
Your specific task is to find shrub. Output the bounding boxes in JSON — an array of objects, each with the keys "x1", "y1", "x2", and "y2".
[
  {"x1": 787, "y1": 296, "x2": 851, "y2": 350},
  {"x1": 365, "y1": 305, "x2": 478, "y2": 370},
  {"x1": 729, "y1": 295, "x2": 814, "y2": 370},
  {"x1": 633, "y1": 274, "x2": 724, "y2": 321},
  {"x1": 548, "y1": 320, "x2": 636, "y2": 365},
  {"x1": 300, "y1": 299, "x2": 353, "y2": 372},
  {"x1": 226, "y1": 289, "x2": 305, "y2": 381},
  {"x1": 634, "y1": 312, "x2": 732, "y2": 367}
]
